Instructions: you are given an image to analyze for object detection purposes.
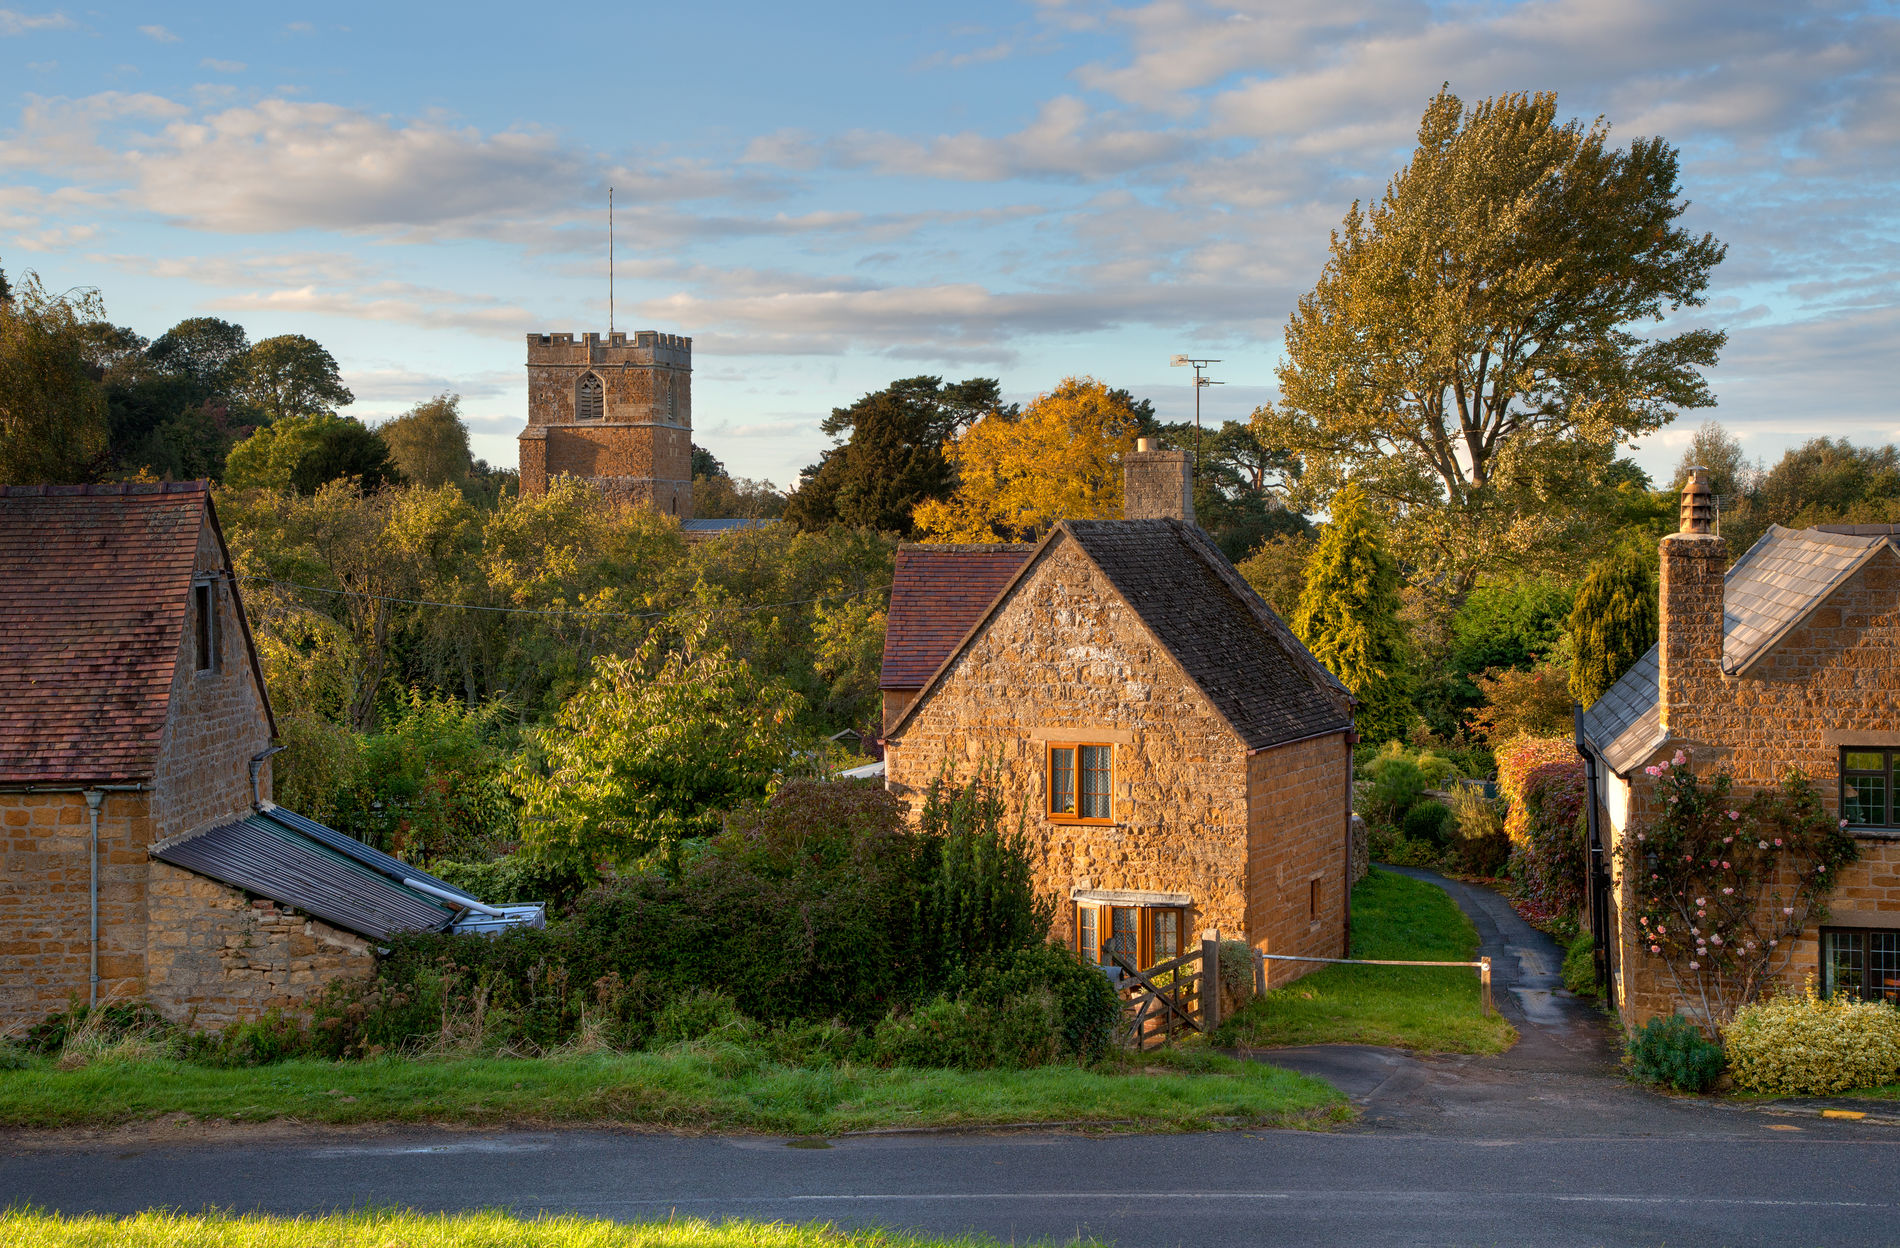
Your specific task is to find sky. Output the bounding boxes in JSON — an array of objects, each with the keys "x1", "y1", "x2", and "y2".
[{"x1": 2, "y1": 0, "x2": 1896, "y2": 488}]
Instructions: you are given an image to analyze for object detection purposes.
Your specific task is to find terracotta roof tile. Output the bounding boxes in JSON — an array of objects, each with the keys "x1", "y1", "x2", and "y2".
[
  {"x1": 0, "y1": 481, "x2": 210, "y2": 784},
  {"x1": 880, "y1": 543, "x2": 1033, "y2": 690}
]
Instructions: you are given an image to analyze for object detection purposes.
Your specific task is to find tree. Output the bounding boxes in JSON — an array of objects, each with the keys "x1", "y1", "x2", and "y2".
[
  {"x1": 236, "y1": 333, "x2": 354, "y2": 423},
  {"x1": 1292, "y1": 485, "x2": 1413, "y2": 742},
  {"x1": 1569, "y1": 547, "x2": 1659, "y2": 706},
  {"x1": 912, "y1": 377, "x2": 1151, "y2": 541},
  {"x1": 378, "y1": 393, "x2": 473, "y2": 488},
  {"x1": 509, "y1": 624, "x2": 805, "y2": 869},
  {"x1": 225, "y1": 411, "x2": 401, "y2": 494},
  {"x1": 0, "y1": 272, "x2": 108, "y2": 484},
  {"x1": 1235, "y1": 531, "x2": 1314, "y2": 619},
  {"x1": 820, "y1": 375, "x2": 1015, "y2": 444},
  {"x1": 1254, "y1": 87, "x2": 1727, "y2": 598},
  {"x1": 691, "y1": 444, "x2": 726, "y2": 479},
  {"x1": 785, "y1": 377, "x2": 987, "y2": 534},
  {"x1": 1158, "y1": 418, "x2": 1307, "y2": 560},
  {"x1": 1671, "y1": 420, "x2": 1758, "y2": 503},
  {"x1": 147, "y1": 317, "x2": 252, "y2": 397}
]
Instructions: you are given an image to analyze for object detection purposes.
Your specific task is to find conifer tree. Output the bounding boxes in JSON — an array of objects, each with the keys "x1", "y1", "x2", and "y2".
[
  {"x1": 1293, "y1": 484, "x2": 1413, "y2": 743},
  {"x1": 1569, "y1": 548, "x2": 1659, "y2": 707}
]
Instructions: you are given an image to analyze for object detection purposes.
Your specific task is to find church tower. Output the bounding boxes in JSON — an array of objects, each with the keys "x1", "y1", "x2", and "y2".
[{"x1": 516, "y1": 330, "x2": 693, "y2": 517}]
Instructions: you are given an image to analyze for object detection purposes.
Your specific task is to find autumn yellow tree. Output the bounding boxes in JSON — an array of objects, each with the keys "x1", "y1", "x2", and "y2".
[{"x1": 912, "y1": 377, "x2": 1149, "y2": 541}]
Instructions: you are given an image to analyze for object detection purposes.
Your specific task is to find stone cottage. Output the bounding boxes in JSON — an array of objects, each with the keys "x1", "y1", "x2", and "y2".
[
  {"x1": 1580, "y1": 470, "x2": 1900, "y2": 1024},
  {"x1": 0, "y1": 482, "x2": 517, "y2": 1033},
  {"x1": 881, "y1": 445, "x2": 1357, "y2": 980}
]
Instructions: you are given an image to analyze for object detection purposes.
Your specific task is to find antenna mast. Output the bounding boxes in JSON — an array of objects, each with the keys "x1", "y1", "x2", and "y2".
[{"x1": 608, "y1": 186, "x2": 614, "y2": 334}]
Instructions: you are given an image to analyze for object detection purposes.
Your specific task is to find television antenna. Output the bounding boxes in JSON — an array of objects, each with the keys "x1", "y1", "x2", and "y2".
[{"x1": 1169, "y1": 355, "x2": 1223, "y2": 465}]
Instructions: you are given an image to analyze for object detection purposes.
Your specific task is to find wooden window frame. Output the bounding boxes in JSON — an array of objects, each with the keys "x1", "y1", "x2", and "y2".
[
  {"x1": 1841, "y1": 748, "x2": 1899, "y2": 831},
  {"x1": 1048, "y1": 742, "x2": 1113, "y2": 824},
  {"x1": 576, "y1": 371, "x2": 605, "y2": 420},
  {"x1": 1073, "y1": 901, "x2": 1188, "y2": 970},
  {"x1": 1821, "y1": 927, "x2": 1900, "y2": 1004}
]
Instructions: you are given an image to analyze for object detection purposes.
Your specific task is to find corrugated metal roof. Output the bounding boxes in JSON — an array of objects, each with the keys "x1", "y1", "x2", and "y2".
[
  {"x1": 255, "y1": 804, "x2": 478, "y2": 904},
  {"x1": 152, "y1": 813, "x2": 460, "y2": 941},
  {"x1": 1722, "y1": 525, "x2": 1892, "y2": 673}
]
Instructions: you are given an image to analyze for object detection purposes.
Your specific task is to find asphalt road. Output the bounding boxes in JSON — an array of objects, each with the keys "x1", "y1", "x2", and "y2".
[
  {"x1": 5, "y1": 1121, "x2": 1899, "y2": 1248},
  {"x1": 9, "y1": 870, "x2": 1888, "y2": 1247}
]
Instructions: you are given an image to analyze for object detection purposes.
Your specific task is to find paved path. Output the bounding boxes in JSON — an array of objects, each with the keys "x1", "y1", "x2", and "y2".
[{"x1": 1251, "y1": 866, "x2": 1670, "y2": 1136}]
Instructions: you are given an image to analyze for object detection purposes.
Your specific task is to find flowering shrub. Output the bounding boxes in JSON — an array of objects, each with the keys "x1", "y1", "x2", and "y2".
[
  {"x1": 1726, "y1": 983, "x2": 1900, "y2": 1095},
  {"x1": 1622, "y1": 754, "x2": 1859, "y2": 1027},
  {"x1": 1496, "y1": 737, "x2": 1586, "y2": 918}
]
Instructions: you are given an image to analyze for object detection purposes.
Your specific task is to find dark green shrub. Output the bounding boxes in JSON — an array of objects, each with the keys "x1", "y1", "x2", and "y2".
[
  {"x1": 0, "y1": 1039, "x2": 30, "y2": 1070},
  {"x1": 429, "y1": 852, "x2": 597, "y2": 910},
  {"x1": 758, "y1": 1020, "x2": 867, "y2": 1067},
  {"x1": 1627, "y1": 1015, "x2": 1724, "y2": 1092},
  {"x1": 965, "y1": 942, "x2": 1122, "y2": 1063},
  {"x1": 872, "y1": 997, "x2": 982, "y2": 1069},
  {"x1": 917, "y1": 768, "x2": 1054, "y2": 988},
  {"x1": 653, "y1": 991, "x2": 749, "y2": 1045},
  {"x1": 1401, "y1": 800, "x2": 1455, "y2": 846},
  {"x1": 1563, "y1": 931, "x2": 1600, "y2": 998}
]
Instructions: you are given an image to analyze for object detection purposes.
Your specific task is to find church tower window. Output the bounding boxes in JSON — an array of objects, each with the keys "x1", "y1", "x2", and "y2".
[{"x1": 577, "y1": 372, "x2": 604, "y2": 420}]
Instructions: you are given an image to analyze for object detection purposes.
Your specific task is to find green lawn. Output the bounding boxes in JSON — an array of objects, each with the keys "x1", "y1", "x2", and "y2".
[
  {"x1": 0, "y1": 1043, "x2": 1345, "y2": 1134},
  {"x1": 0, "y1": 1209, "x2": 1089, "y2": 1248},
  {"x1": 1215, "y1": 868, "x2": 1517, "y2": 1054}
]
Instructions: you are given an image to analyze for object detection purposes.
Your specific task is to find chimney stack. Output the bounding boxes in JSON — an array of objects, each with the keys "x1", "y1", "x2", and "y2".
[
  {"x1": 1658, "y1": 467, "x2": 1727, "y2": 737},
  {"x1": 1123, "y1": 438, "x2": 1195, "y2": 524}
]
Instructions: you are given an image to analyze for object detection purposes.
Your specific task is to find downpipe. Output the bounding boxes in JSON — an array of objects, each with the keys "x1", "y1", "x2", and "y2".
[{"x1": 86, "y1": 789, "x2": 102, "y2": 1009}]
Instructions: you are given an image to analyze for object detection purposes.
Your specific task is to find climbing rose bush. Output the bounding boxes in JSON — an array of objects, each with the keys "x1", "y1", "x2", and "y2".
[
  {"x1": 1622, "y1": 754, "x2": 1859, "y2": 1028},
  {"x1": 1496, "y1": 737, "x2": 1586, "y2": 919},
  {"x1": 1726, "y1": 983, "x2": 1900, "y2": 1095}
]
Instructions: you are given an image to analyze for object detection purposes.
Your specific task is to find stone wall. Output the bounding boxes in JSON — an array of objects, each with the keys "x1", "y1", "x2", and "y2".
[
  {"x1": 0, "y1": 790, "x2": 153, "y2": 1029},
  {"x1": 1246, "y1": 733, "x2": 1353, "y2": 985},
  {"x1": 144, "y1": 860, "x2": 374, "y2": 1029},
  {"x1": 886, "y1": 534, "x2": 1255, "y2": 949},
  {"x1": 150, "y1": 525, "x2": 275, "y2": 843},
  {"x1": 1607, "y1": 541, "x2": 1900, "y2": 1024},
  {"x1": 1122, "y1": 449, "x2": 1194, "y2": 524}
]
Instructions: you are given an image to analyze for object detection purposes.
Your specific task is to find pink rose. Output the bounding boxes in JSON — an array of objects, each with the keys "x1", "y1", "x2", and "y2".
[
  {"x1": 1783, "y1": 907, "x2": 1794, "y2": 915},
  {"x1": 1712, "y1": 935, "x2": 1723, "y2": 946},
  {"x1": 1722, "y1": 887, "x2": 1734, "y2": 895},
  {"x1": 1646, "y1": 766, "x2": 1660, "y2": 777},
  {"x1": 1759, "y1": 841, "x2": 1769, "y2": 850},
  {"x1": 1651, "y1": 944, "x2": 1662, "y2": 954},
  {"x1": 1722, "y1": 862, "x2": 1731, "y2": 870},
  {"x1": 1774, "y1": 838, "x2": 1783, "y2": 847},
  {"x1": 1842, "y1": 820, "x2": 1850, "y2": 828},
  {"x1": 1673, "y1": 750, "x2": 1687, "y2": 766},
  {"x1": 1696, "y1": 898, "x2": 1707, "y2": 907},
  {"x1": 1769, "y1": 940, "x2": 1778, "y2": 947},
  {"x1": 1689, "y1": 961, "x2": 1700, "y2": 970},
  {"x1": 1728, "y1": 811, "x2": 1740, "y2": 821},
  {"x1": 1637, "y1": 833, "x2": 1646, "y2": 841}
]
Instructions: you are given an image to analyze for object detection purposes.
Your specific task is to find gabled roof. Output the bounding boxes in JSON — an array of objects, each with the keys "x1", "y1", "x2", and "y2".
[
  {"x1": 886, "y1": 518, "x2": 1352, "y2": 752},
  {"x1": 880, "y1": 543, "x2": 1034, "y2": 690},
  {"x1": 0, "y1": 482, "x2": 274, "y2": 784},
  {"x1": 1578, "y1": 644, "x2": 1664, "y2": 775},
  {"x1": 1579, "y1": 523, "x2": 1900, "y2": 774},
  {"x1": 1722, "y1": 524, "x2": 1894, "y2": 674}
]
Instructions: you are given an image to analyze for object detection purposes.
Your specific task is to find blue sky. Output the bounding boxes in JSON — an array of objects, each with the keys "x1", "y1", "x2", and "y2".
[{"x1": 3, "y1": 0, "x2": 1896, "y2": 487}]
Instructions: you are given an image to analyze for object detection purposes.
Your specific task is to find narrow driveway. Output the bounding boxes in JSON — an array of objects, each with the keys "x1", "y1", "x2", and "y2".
[{"x1": 1252, "y1": 866, "x2": 1668, "y2": 1136}]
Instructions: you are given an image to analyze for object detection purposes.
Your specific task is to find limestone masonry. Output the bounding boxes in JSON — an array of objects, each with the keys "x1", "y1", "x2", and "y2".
[{"x1": 517, "y1": 331, "x2": 694, "y2": 516}]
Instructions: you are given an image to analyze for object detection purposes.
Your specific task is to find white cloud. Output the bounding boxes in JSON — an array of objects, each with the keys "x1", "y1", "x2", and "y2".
[
  {"x1": 0, "y1": 8, "x2": 71, "y2": 35},
  {"x1": 139, "y1": 23, "x2": 179, "y2": 43},
  {"x1": 199, "y1": 57, "x2": 245, "y2": 72}
]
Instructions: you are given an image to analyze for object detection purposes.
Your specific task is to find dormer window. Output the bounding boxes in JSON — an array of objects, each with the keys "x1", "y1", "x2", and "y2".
[{"x1": 577, "y1": 372, "x2": 604, "y2": 420}]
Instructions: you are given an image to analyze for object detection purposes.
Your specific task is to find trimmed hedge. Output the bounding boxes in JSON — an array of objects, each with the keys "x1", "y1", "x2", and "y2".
[{"x1": 1726, "y1": 988, "x2": 1900, "y2": 1095}]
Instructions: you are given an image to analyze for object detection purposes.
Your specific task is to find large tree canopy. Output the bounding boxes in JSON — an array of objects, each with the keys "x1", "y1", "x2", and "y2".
[
  {"x1": 0, "y1": 273, "x2": 108, "y2": 484},
  {"x1": 1254, "y1": 88, "x2": 1727, "y2": 597},
  {"x1": 912, "y1": 377, "x2": 1154, "y2": 542},
  {"x1": 237, "y1": 333, "x2": 355, "y2": 423},
  {"x1": 378, "y1": 393, "x2": 473, "y2": 489},
  {"x1": 784, "y1": 376, "x2": 1001, "y2": 534}
]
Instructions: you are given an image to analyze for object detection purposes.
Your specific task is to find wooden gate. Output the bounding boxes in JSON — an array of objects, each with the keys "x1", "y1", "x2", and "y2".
[{"x1": 1112, "y1": 935, "x2": 1223, "y2": 1051}]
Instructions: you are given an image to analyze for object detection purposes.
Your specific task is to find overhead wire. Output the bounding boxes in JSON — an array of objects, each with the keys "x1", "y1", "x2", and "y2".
[{"x1": 243, "y1": 576, "x2": 890, "y2": 621}]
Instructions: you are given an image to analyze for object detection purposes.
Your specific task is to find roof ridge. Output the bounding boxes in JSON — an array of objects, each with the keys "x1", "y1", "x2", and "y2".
[{"x1": 0, "y1": 480, "x2": 209, "y2": 498}]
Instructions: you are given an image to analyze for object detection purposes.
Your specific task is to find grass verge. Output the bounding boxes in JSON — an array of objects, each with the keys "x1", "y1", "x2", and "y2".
[
  {"x1": 1215, "y1": 868, "x2": 1516, "y2": 1054},
  {"x1": 0, "y1": 1043, "x2": 1345, "y2": 1133},
  {"x1": 0, "y1": 1208, "x2": 1086, "y2": 1247}
]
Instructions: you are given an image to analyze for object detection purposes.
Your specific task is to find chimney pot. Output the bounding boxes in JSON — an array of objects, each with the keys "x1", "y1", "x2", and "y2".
[
  {"x1": 1137, "y1": 437, "x2": 1151, "y2": 453},
  {"x1": 1680, "y1": 466, "x2": 1715, "y2": 534}
]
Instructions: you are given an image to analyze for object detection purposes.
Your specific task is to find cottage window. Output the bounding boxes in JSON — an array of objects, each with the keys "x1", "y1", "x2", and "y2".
[
  {"x1": 192, "y1": 579, "x2": 217, "y2": 673},
  {"x1": 1048, "y1": 743, "x2": 1112, "y2": 822},
  {"x1": 1074, "y1": 902, "x2": 1187, "y2": 970},
  {"x1": 1841, "y1": 750, "x2": 1899, "y2": 829},
  {"x1": 577, "y1": 372, "x2": 605, "y2": 420},
  {"x1": 1822, "y1": 928, "x2": 1900, "y2": 1003}
]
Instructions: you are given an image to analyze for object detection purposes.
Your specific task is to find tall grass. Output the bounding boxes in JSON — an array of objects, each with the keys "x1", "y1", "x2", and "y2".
[{"x1": 0, "y1": 1208, "x2": 1085, "y2": 1248}]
